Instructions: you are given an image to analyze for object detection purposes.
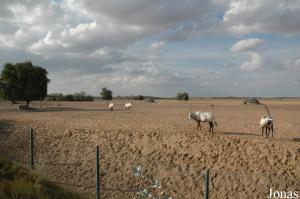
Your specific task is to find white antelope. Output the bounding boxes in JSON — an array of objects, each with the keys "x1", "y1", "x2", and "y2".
[
  {"x1": 260, "y1": 115, "x2": 273, "y2": 138},
  {"x1": 108, "y1": 103, "x2": 114, "y2": 111},
  {"x1": 188, "y1": 104, "x2": 217, "y2": 133},
  {"x1": 124, "y1": 102, "x2": 132, "y2": 110}
]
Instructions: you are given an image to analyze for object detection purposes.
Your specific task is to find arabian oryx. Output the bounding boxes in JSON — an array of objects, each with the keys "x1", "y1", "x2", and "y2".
[
  {"x1": 108, "y1": 103, "x2": 114, "y2": 111},
  {"x1": 260, "y1": 115, "x2": 274, "y2": 138},
  {"x1": 187, "y1": 104, "x2": 218, "y2": 133},
  {"x1": 124, "y1": 102, "x2": 132, "y2": 110}
]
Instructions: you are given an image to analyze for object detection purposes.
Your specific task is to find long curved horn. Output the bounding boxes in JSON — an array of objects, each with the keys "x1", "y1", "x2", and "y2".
[
  {"x1": 260, "y1": 102, "x2": 271, "y2": 117},
  {"x1": 184, "y1": 103, "x2": 190, "y2": 112}
]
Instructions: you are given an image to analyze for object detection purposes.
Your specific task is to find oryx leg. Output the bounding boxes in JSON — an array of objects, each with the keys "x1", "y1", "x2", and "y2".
[
  {"x1": 209, "y1": 121, "x2": 213, "y2": 133},
  {"x1": 266, "y1": 126, "x2": 269, "y2": 138},
  {"x1": 196, "y1": 121, "x2": 200, "y2": 132},
  {"x1": 271, "y1": 124, "x2": 274, "y2": 137}
]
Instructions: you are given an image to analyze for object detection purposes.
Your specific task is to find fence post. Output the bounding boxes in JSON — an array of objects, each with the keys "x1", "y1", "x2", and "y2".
[
  {"x1": 204, "y1": 168, "x2": 209, "y2": 199},
  {"x1": 29, "y1": 128, "x2": 34, "y2": 170},
  {"x1": 96, "y1": 145, "x2": 100, "y2": 199}
]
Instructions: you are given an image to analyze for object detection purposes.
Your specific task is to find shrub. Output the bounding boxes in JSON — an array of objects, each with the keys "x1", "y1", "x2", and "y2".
[
  {"x1": 0, "y1": 157, "x2": 88, "y2": 199},
  {"x1": 176, "y1": 92, "x2": 189, "y2": 101},
  {"x1": 136, "y1": 95, "x2": 144, "y2": 100},
  {"x1": 64, "y1": 94, "x2": 74, "y2": 101},
  {"x1": 100, "y1": 88, "x2": 113, "y2": 100}
]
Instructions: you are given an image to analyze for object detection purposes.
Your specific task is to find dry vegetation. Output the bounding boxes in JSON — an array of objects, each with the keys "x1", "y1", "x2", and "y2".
[{"x1": 0, "y1": 99, "x2": 299, "y2": 199}]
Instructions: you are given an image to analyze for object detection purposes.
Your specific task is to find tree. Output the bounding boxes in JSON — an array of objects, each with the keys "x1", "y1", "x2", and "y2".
[
  {"x1": 176, "y1": 92, "x2": 189, "y2": 101},
  {"x1": 100, "y1": 87, "x2": 113, "y2": 100},
  {"x1": 131, "y1": 95, "x2": 144, "y2": 100},
  {"x1": 74, "y1": 91, "x2": 86, "y2": 101},
  {"x1": 0, "y1": 61, "x2": 50, "y2": 107},
  {"x1": 137, "y1": 95, "x2": 144, "y2": 100},
  {"x1": 64, "y1": 94, "x2": 74, "y2": 101}
]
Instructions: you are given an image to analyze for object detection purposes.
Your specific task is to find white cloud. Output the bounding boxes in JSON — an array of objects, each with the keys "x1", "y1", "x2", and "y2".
[
  {"x1": 283, "y1": 58, "x2": 300, "y2": 70},
  {"x1": 231, "y1": 38, "x2": 265, "y2": 72},
  {"x1": 1, "y1": 0, "x2": 300, "y2": 97},
  {"x1": 0, "y1": 0, "x2": 221, "y2": 57},
  {"x1": 230, "y1": 38, "x2": 264, "y2": 52},
  {"x1": 240, "y1": 51, "x2": 264, "y2": 71},
  {"x1": 223, "y1": 0, "x2": 300, "y2": 36},
  {"x1": 149, "y1": 41, "x2": 165, "y2": 50},
  {"x1": 47, "y1": 60, "x2": 209, "y2": 96}
]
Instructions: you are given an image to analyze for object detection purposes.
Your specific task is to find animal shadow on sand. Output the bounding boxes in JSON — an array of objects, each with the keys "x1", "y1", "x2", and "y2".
[
  {"x1": 221, "y1": 131, "x2": 259, "y2": 137},
  {"x1": 291, "y1": 138, "x2": 300, "y2": 142}
]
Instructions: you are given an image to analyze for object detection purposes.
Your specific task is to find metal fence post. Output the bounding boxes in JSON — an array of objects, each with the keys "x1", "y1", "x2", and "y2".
[
  {"x1": 96, "y1": 145, "x2": 100, "y2": 199},
  {"x1": 29, "y1": 128, "x2": 34, "y2": 170},
  {"x1": 204, "y1": 168, "x2": 209, "y2": 199}
]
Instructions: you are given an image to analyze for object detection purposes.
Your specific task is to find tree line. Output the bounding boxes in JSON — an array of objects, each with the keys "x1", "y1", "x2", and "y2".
[
  {"x1": 47, "y1": 92, "x2": 94, "y2": 102},
  {"x1": 0, "y1": 61, "x2": 190, "y2": 108}
]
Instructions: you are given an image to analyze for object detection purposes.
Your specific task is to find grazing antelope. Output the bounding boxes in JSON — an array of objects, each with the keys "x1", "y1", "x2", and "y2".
[
  {"x1": 124, "y1": 102, "x2": 132, "y2": 110},
  {"x1": 260, "y1": 115, "x2": 273, "y2": 138},
  {"x1": 108, "y1": 103, "x2": 114, "y2": 111},
  {"x1": 187, "y1": 104, "x2": 217, "y2": 133}
]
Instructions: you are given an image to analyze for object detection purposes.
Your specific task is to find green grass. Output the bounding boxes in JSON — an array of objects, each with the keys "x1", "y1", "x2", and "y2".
[{"x1": 0, "y1": 157, "x2": 89, "y2": 199}]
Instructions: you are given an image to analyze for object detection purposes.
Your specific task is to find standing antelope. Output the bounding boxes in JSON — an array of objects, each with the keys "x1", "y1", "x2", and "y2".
[
  {"x1": 124, "y1": 102, "x2": 132, "y2": 110},
  {"x1": 108, "y1": 103, "x2": 114, "y2": 111},
  {"x1": 187, "y1": 104, "x2": 217, "y2": 133},
  {"x1": 260, "y1": 115, "x2": 273, "y2": 138}
]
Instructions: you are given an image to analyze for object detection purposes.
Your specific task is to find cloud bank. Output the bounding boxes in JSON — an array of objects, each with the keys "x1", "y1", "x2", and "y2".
[{"x1": 0, "y1": 0, "x2": 300, "y2": 97}]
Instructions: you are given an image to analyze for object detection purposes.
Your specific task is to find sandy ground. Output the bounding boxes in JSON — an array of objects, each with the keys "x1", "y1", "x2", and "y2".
[{"x1": 0, "y1": 99, "x2": 299, "y2": 199}]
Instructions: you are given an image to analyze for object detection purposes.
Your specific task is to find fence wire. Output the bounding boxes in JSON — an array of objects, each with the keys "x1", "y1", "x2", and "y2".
[{"x1": 1, "y1": 127, "x2": 299, "y2": 199}]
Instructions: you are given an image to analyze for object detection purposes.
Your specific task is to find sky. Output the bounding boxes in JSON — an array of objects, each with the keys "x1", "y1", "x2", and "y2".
[{"x1": 0, "y1": 0, "x2": 300, "y2": 97}]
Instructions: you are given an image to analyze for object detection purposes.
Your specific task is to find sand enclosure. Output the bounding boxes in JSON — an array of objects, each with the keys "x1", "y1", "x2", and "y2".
[{"x1": 0, "y1": 99, "x2": 299, "y2": 198}]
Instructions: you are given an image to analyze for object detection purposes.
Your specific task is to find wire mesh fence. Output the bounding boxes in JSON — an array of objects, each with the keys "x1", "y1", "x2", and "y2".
[{"x1": 1, "y1": 127, "x2": 299, "y2": 199}]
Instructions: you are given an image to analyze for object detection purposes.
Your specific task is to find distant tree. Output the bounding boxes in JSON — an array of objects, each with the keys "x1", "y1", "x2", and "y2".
[
  {"x1": 176, "y1": 92, "x2": 189, "y2": 101},
  {"x1": 0, "y1": 61, "x2": 50, "y2": 107},
  {"x1": 48, "y1": 93, "x2": 63, "y2": 97},
  {"x1": 48, "y1": 92, "x2": 94, "y2": 102},
  {"x1": 74, "y1": 91, "x2": 86, "y2": 101},
  {"x1": 85, "y1": 95, "x2": 94, "y2": 101},
  {"x1": 64, "y1": 94, "x2": 74, "y2": 101},
  {"x1": 131, "y1": 95, "x2": 144, "y2": 100},
  {"x1": 137, "y1": 95, "x2": 144, "y2": 100},
  {"x1": 100, "y1": 87, "x2": 113, "y2": 100}
]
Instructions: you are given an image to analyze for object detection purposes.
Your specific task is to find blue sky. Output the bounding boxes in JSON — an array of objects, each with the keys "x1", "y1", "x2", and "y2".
[{"x1": 0, "y1": 0, "x2": 300, "y2": 97}]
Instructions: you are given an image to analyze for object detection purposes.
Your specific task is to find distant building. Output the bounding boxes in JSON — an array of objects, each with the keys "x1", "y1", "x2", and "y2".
[
  {"x1": 241, "y1": 97, "x2": 260, "y2": 104},
  {"x1": 144, "y1": 97, "x2": 156, "y2": 103}
]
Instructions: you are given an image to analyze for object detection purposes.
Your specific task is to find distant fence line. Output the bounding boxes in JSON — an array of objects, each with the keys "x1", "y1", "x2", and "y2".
[{"x1": 27, "y1": 99, "x2": 147, "y2": 110}]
